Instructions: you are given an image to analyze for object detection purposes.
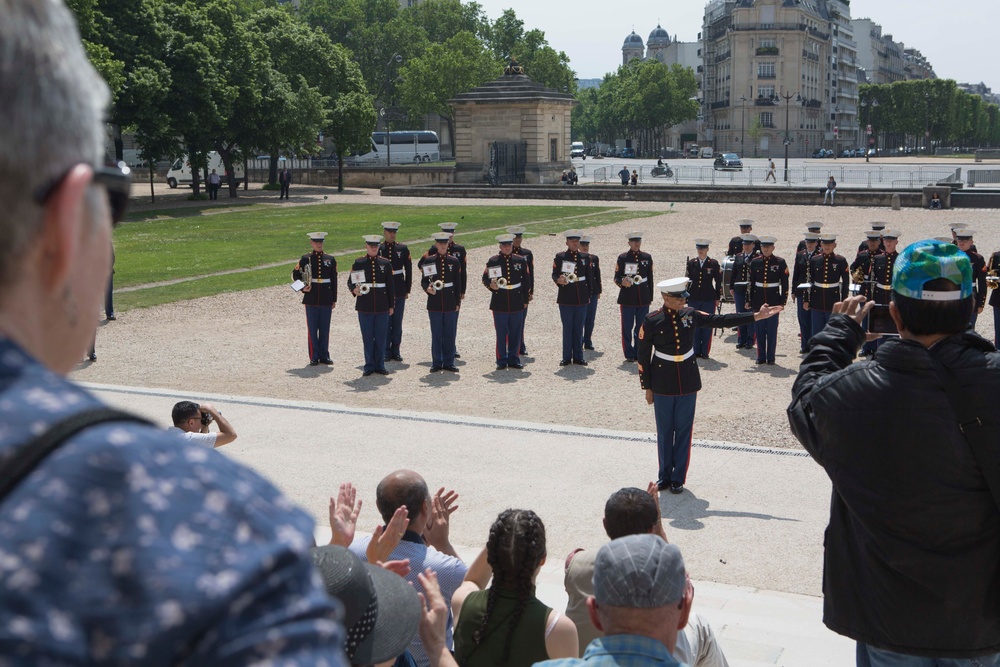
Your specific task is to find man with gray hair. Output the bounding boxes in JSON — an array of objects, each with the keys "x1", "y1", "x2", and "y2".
[
  {"x1": 0, "y1": 0, "x2": 345, "y2": 661},
  {"x1": 536, "y1": 534, "x2": 693, "y2": 667}
]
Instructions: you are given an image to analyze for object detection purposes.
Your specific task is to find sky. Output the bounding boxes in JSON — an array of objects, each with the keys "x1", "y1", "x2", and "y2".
[{"x1": 473, "y1": 0, "x2": 996, "y2": 90}]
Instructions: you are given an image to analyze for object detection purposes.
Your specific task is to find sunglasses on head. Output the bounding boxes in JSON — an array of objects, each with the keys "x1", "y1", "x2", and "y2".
[{"x1": 33, "y1": 162, "x2": 131, "y2": 226}]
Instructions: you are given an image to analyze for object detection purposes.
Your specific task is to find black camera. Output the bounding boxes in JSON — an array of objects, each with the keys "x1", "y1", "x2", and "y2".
[
  {"x1": 200, "y1": 411, "x2": 213, "y2": 426},
  {"x1": 867, "y1": 304, "x2": 899, "y2": 335}
]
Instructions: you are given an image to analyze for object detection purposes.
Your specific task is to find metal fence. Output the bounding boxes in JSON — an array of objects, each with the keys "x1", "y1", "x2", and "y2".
[{"x1": 584, "y1": 163, "x2": 957, "y2": 189}]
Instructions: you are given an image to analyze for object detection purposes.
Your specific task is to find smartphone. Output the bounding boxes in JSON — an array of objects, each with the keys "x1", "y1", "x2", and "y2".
[{"x1": 867, "y1": 304, "x2": 898, "y2": 335}]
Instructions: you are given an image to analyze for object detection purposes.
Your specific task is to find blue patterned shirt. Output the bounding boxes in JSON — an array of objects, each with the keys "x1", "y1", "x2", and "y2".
[
  {"x1": 0, "y1": 339, "x2": 346, "y2": 665},
  {"x1": 534, "y1": 634, "x2": 688, "y2": 667}
]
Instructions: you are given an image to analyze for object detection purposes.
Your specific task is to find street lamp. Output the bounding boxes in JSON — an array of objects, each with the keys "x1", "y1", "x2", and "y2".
[
  {"x1": 383, "y1": 53, "x2": 403, "y2": 167},
  {"x1": 774, "y1": 90, "x2": 800, "y2": 182},
  {"x1": 861, "y1": 98, "x2": 879, "y2": 162},
  {"x1": 739, "y1": 95, "x2": 747, "y2": 158}
]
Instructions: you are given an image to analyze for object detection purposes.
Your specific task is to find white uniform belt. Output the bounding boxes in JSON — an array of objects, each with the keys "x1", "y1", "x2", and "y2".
[
  {"x1": 572, "y1": 277, "x2": 586, "y2": 282},
  {"x1": 435, "y1": 282, "x2": 455, "y2": 288},
  {"x1": 311, "y1": 279, "x2": 331, "y2": 283},
  {"x1": 393, "y1": 269, "x2": 405, "y2": 275},
  {"x1": 876, "y1": 284, "x2": 892, "y2": 290},
  {"x1": 654, "y1": 349, "x2": 695, "y2": 363},
  {"x1": 372, "y1": 283, "x2": 387, "y2": 288},
  {"x1": 813, "y1": 282, "x2": 840, "y2": 288},
  {"x1": 500, "y1": 283, "x2": 522, "y2": 290},
  {"x1": 753, "y1": 282, "x2": 779, "y2": 288}
]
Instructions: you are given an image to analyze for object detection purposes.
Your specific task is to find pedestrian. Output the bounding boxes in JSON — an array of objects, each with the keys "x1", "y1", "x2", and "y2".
[
  {"x1": 427, "y1": 222, "x2": 467, "y2": 358},
  {"x1": 729, "y1": 235, "x2": 760, "y2": 349},
  {"x1": 765, "y1": 158, "x2": 776, "y2": 182},
  {"x1": 483, "y1": 233, "x2": 529, "y2": 370},
  {"x1": 207, "y1": 168, "x2": 221, "y2": 199},
  {"x1": 378, "y1": 221, "x2": 412, "y2": 362},
  {"x1": 347, "y1": 235, "x2": 395, "y2": 377},
  {"x1": 579, "y1": 235, "x2": 602, "y2": 351},
  {"x1": 278, "y1": 165, "x2": 292, "y2": 199},
  {"x1": 614, "y1": 231, "x2": 654, "y2": 362},
  {"x1": 748, "y1": 236, "x2": 788, "y2": 365},
  {"x1": 685, "y1": 239, "x2": 723, "y2": 359},
  {"x1": 822, "y1": 175, "x2": 837, "y2": 205},
  {"x1": 639, "y1": 278, "x2": 781, "y2": 492},
  {"x1": 618, "y1": 166, "x2": 629, "y2": 186},
  {"x1": 553, "y1": 230, "x2": 593, "y2": 367},
  {"x1": 789, "y1": 239, "x2": 1000, "y2": 665},
  {"x1": 806, "y1": 233, "x2": 850, "y2": 336},
  {"x1": 792, "y1": 232, "x2": 820, "y2": 352},
  {"x1": 293, "y1": 232, "x2": 337, "y2": 366},
  {"x1": 419, "y1": 233, "x2": 461, "y2": 372},
  {"x1": 510, "y1": 227, "x2": 534, "y2": 355}
]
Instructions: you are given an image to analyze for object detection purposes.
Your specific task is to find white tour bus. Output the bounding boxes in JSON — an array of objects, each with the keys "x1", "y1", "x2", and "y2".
[
  {"x1": 166, "y1": 151, "x2": 245, "y2": 188},
  {"x1": 370, "y1": 131, "x2": 441, "y2": 164}
]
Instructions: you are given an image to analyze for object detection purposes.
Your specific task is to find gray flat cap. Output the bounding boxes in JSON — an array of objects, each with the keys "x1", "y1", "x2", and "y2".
[{"x1": 593, "y1": 534, "x2": 687, "y2": 608}]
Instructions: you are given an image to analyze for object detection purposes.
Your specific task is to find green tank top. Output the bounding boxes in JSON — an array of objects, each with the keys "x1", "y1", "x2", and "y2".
[{"x1": 453, "y1": 587, "x2": 552, "y2": 667}]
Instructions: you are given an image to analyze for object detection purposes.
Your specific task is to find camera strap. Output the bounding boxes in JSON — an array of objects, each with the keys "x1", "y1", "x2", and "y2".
[
  {"x1": 0, "y1": 407, "x2": 152, "y2": 503},
  {"x1": 929, "y1": 354, "x2": 1000, "y2": 512}
]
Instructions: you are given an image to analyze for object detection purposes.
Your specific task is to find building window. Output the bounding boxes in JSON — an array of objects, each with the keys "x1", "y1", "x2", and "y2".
[
  {"x1": 758, "y1": 63, "x2": 776, "y2": 78},
  {"x1": 760, "y1": 112, "x2": 774, "y2": 128},
  {"x1": 759, "y1": 85, "x2": 775, "y2": 99},
  {"x1": 550, "y1": 138, "x2": 558, "y2": 161}
]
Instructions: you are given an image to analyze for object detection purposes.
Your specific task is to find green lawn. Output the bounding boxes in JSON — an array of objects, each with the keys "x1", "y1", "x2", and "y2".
[{"x1": 114, "y1": 203, "x2": 662, "y2": 311}]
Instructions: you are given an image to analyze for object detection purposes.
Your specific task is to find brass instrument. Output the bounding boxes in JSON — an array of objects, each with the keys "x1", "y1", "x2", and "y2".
[
  {"x1": 497, "y1": 277, "x2": 508, "y2": 288},
  {"x1": 564, "y1": 273, "x2": 579, "y2": 283},
  {"x1": 851, "y1": 267, "x2": 865, "y2": 284},
  {"x1": 631, "y1": 275, "x2": 646, "y2": 285},
  {"x1": 301, "y1": 261, "x2": 312, "y2": 287},
  {"x1": 358, "y1": 283, "x2": 371, "y2": 295},
  {"x1": 431, "y1": 279, "x2": 445, "y2": 291},
  {"x1": 987, "y1": 269, "x2": 999, "y2": 289}
]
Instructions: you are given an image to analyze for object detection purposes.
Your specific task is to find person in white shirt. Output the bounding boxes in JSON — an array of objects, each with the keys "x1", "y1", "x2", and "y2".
[{"x1": 169, "y1": 401, "x2": 237, "y2": 448}]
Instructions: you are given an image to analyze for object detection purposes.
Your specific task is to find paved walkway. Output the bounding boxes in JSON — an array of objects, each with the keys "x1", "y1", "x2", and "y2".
[{"x1": 85, "y1": 382, "x2": 853, "y2": 666}]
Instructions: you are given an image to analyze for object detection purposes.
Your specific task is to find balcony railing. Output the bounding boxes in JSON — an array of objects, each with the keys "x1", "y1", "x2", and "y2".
[
  {"x1": 761, "y1": 122, "x2": 776, "y2": 129},
  {"x1": 710, "y1": 100, "x2": 730, "y2": 109},
  {"x1": 714, "y1": 51, "x2": 731, "y2": 63},
  {"x1": 803, "y1": 49, "x2": 820, "y2": 62},
  {"x1": 805, "y1": 98, "x2": 823, "y2": 108},
  {"x1": 756, "y1": 46, "x2": 780, "y2": 56},
  {"x1": 755, "y1": 98, "x2": 776, "y2": 106},
  {"x1": 757, "y1": 73, "x2": 776, "y2": 79}
]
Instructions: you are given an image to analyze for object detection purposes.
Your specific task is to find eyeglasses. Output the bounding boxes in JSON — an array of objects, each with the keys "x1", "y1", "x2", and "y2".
[{"x1": 33, "y1": 162, "x2": 131, "y2": 226}]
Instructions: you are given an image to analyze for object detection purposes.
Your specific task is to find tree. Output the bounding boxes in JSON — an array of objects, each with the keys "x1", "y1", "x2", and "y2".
[
  {"x1": 402, "y1": 0, "x2": 488, "y2": 44},
  {"x1": 327, "y1": 91, "x2": 376, "y2": 191},
  {"x1": 747, "y1": 117, "x2": 764, "y2": 158},
  {"x1": 397, "y1": 31, "x2": 501, "y2": 149}
]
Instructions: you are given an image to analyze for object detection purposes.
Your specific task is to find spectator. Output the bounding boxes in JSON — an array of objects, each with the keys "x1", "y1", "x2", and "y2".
[
  {"x1": 569, "y1": 167, "x2": 579, "y2": 185},
  {"x1": 279, "y1": 166, "x2": 293, "y2": 199},
  {"x1": 535, "y1": 534, "x2": 693, "y2": 667},
  {"x1": 564, "y1": 485, "x2": 730, "y2": 667},
  {"x1": 313, "y1": 545, "x2": 421, "y2": 666},
  {"x1": 618, "y1": 166, "x2": 629, "y2": 186},
  {"x1": 788, "y1": 239, "x2": 1000, "y2": 664},
  {"x1": 452, "y1": 509, "x2": 578, "y2": 665},
  {"x1": 630, "y1": 170, "x2": 638, "y2": 186},
  {"x1": 169, "y1": 400, "x2": 238, "y2": 447},
  {"x1": 417, "y1": 570, "x2": 462, "y2": 667},
  {"x1": 207, "y1": 168, "x2": 221, "y2": 200},
  {"x1": 929, "y1": 191, "x2": 943, "y2": 209},
  {"x1": 561, "y1": 171, "x2": 569, "y2": 185},
  {"x1": 348, "y1": 471, "x2": 467, "y2": 667},
  {"x1": 0, "y1": 0, "x2": 344, "y2": 660},
  {"x1": 823, "y1": 175, "x2": 837, "y2": 205}
]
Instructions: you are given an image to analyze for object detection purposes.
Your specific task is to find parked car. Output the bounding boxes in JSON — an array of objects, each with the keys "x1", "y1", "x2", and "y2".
[
  {"x1": 713, "y1": 152, "x2": 743, "y2": 171},
  {"x1": 621, "y1": 147, "x2": 636, "y2": 158},
  {"x1": 812, "y1": 149, "x2": 825, "y2": 158}
]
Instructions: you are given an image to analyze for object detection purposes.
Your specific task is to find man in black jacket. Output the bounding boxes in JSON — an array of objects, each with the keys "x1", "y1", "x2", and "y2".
[
  {"x1": 483, "y1": 234, "x2": 529, "y2": 370},
  {"x1": 292, "y1": 232, "x2": 337, "y2": 366},
  {"x1": 640, "y1": 278, "x2": 781, "y2": 493},
  {"x1": 553, "y1": 230, "x2": 593, "y2": 366},
  {"x1": 788, "y1": 239, "x2": 1000, "y2": 664},
  {"x1": 580, "y1": 235, "x2": 602, "y2": 351}
]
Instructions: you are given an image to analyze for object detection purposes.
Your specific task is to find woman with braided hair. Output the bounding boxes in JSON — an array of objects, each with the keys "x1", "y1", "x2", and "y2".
[{"x1": 451, "y1": 509, "x2": 578, "y2": 666}]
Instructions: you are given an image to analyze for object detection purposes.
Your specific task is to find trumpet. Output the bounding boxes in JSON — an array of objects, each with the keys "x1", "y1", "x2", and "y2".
[
  {"x1": 431, "y1": 279, "x2": 445, "y2": 291},
  {"x1": 358, "y1": 283, "x2": 371, "y2": 295},
  {"x1": 496, "y1": 277, "x2": 508, "y2": 288},
  {"x1": 851, "y1": 267, "x2": 866, "y2": 284},
  {"x1": 631, "y1": 274, "x2": 646, "y2": 285},
  {"x1": 562, "y1": 273, "x2": 578, "y2": 283},
  {"x1": 987, "y1": 269, "x2": 999, "y2": 289}
]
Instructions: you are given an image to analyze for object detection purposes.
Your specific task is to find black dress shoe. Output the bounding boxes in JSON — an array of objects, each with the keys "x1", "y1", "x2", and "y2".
[
  {"x1": 559, "y1": 359, "x2": 572, "y2": 366},
  {"x1": 572, "y1": 359, "x2": 588, "y2": 366},
  {"x1": 624, "y1": 357, "x2": 637, "y2": 363},
  {"x1": 756, "y1": 360, "x2": 766, "y2": 365},
  {"x1": 309, "y1": 360, "x2": 319, "y2": 366},
  {"x1": 106, "y1": 314, "x2": 116, "y2": 321},
  {"x1": 88, "y1": 353, "x2": 97, "y2": 361},
  {"x1": 443, "y1": 365, "x2": 460, "y2": 372},
  {"x1": 374, "y1": 368, "x2": 389, "y2": 375},
  {"x1": 669, "y1": 482, "x2": 684, "y2": 494},
  {"x1": 390, "y1": 354, "x2": 403, "y2": 362},
  {"x1": 656, "y1": 481, "x2": 671, "y2": 492},
  {"x1": 430, "y1": 366, "x2": 442, "y2": 373},
  {"x1": 362, "y1": 370, "x2": 373, "y2": 377},
  {"x1": 583, "y1": 344, "x2": 595, "y2": 351},
  {"x1": 319, "y1": 358, "x2": 333, "y2": 365},
  {"x1": 509, "y1": 363, "x2": 524, "y2": 370},
  {"x1": 454, "y1": 352, "x2": 461, "y2": 359},
  {"x1": 496, "y1": 363, "x2": 508, "y2": 371}
]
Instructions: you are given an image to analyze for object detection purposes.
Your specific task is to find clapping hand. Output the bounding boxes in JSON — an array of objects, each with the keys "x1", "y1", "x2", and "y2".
[
  {"x1": 328, "y1": 482, "x2": 362, "y2": 547},
  {"x1": 645, "y1": 481, "x2": 669, "y2": 542},
  {"x1": 417, "y1": 570, "x2": 456, "y2": 667},
  {"x1": 424, "y1": 487, "x2": 459, "y2": 554},
  {"x1": 366, "y1": 506, "x2": 409, "y2": 564}
]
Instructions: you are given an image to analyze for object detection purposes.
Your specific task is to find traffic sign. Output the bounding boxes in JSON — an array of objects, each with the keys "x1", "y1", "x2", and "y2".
[
  {"x1": 866, "y1": 124, "x2": 872, "y2": 134},
  {"x1": 833, "y1": 126, "x2": 839, "y2": 136}
]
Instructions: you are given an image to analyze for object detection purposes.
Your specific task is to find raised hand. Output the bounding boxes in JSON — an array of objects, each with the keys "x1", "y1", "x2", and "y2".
[
  {"x1": 328, "y1": 482, "x2": 362, "y2": 547},
  {"x1": 366, "y1": 506, "x2": 408, "y2": 564}
]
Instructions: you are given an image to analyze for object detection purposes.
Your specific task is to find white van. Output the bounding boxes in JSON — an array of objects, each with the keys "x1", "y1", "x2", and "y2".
[
  {"x1": 700, "y1": 147, "x2": 714, "y2": 159},
  {"x1": 570, "y1": 141, "x2": 586, "y2": 159},
  {"x1": 166, "y1": 152, "x2": 245, "y2": 188}
]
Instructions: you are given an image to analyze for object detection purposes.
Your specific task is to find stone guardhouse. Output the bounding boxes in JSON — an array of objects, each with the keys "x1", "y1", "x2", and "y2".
[{"x1": 450, "y1": 60, "x2": 576, "y2": 185}]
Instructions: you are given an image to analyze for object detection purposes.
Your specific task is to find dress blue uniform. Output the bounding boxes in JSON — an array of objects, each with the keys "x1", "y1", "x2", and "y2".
[
  {"x1": 378, "y1": 222, "x2": 412, "y2": 362},
  {"x1": 614, "y1": 235, "x2": 654, "y2": 362},
  {"x1": 792, "y1": 238, "x2": 820, "y2": 352},
  {"x1": 553, "y1": 231, "x2": 593, "y2": 365},
  {"x1": 428, "y1": 223, "x2": 467, "y2": 358},
  {"x1": 728, "y1": 236, "x2": 760, "y2": 348},
  {"x1": 292, "y1": 232, "x2": 337, "y2": 366},
  {"x1": 748, "y1": 239, "x2": 788, "y2": 365},
  {"x1": 638, "y1": 278, "x2": 757, "y2": 493},
  {"x1": 727, "y1": 221, "x2": 760, "y2": 255},
  {"x1": 684, "y1": 242, "x2": 723, "y2": 358},
  {"x1": 420, "y1": 235, "x2": 462, "y2": 371},
  {"x1": 808, "y1": 237, "x2": 850, "y2": 336},
  {"x1": 484, "y1": 235, "x2": 530, "y2": 369},
  {"x1": 580, "y1": 237, "x2": 602, "y2": 350},
  {"x1": 510, "y1": 227, "x2": 534, "y2": 355},
  {"x1": 347, "y1": 238, "x2": 395, "y2": 376}
]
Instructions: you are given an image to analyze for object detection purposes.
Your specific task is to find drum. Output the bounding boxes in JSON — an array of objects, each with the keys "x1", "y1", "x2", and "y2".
[{"x1": 721, "y1": 255, "x2": 735, "y2": 302}]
